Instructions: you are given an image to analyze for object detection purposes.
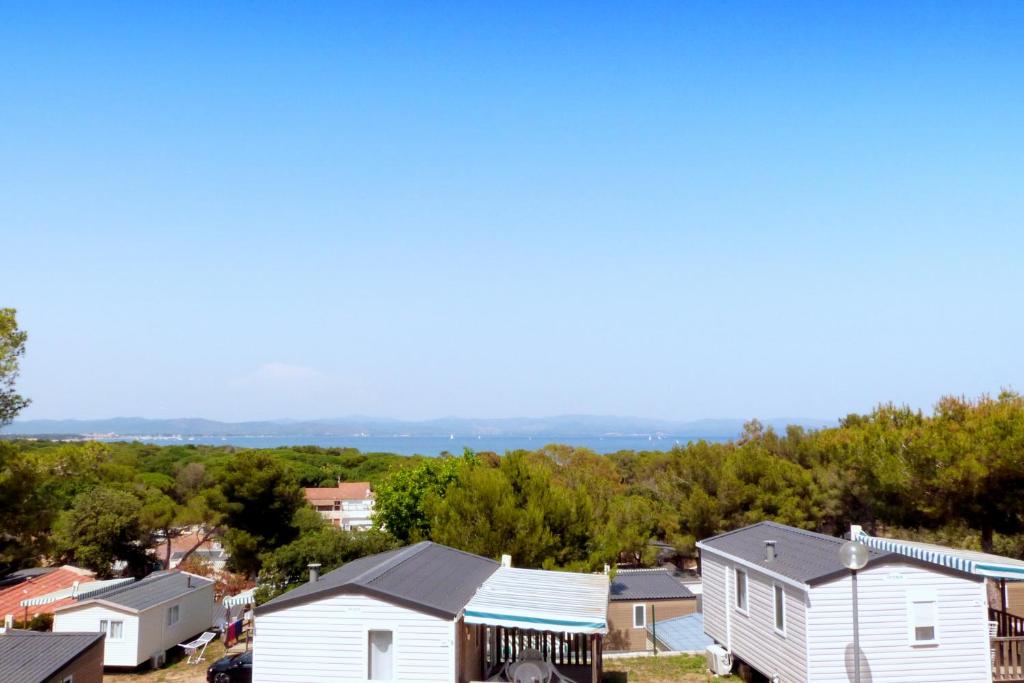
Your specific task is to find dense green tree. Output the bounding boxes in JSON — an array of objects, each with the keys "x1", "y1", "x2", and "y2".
[
  {"x1": 373, "y1": 452, "x2": 471, "y2": 542},
  {"x1": 257, "y1": 508, "x2": 399, "y2": 601},
  {"x1": 923, "y1": 393, "x2": 1024, "y2": 552},
  {"x1": 0, "y1": 308, "x2": 29, "y2": 426},
  {"x1": 218, "y1": 452, "x2": 306, "y2": 576},
  {"x1": 0, "y1": 442, "x2": 52, "y2": 573},
  {"x1": 53, "y1": 487, "x2": 152, "y2": 577}
]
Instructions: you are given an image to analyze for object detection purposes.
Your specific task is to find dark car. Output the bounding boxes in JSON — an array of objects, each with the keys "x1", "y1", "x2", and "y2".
[{"x1": 206, "y1": 650, "x2": 252, "y2": 683}]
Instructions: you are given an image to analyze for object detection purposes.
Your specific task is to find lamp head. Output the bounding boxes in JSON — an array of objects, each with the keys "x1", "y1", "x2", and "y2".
[{"x1": 839, "y1": 540, "x2": 869, "y2": 570}]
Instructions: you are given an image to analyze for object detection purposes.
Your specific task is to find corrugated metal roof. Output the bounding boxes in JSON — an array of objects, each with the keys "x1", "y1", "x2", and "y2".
[
  {"x1": 648, "y1": 613, "x2": 713, "y2": 652},
  {"x1": 0, "y1": 630, "x2": 104, "y2": 683},
  {"x1": 464, "y1": 566, "x2": 609, "y2": 634},
  {"x1": 258, "y1": 542, "x2": 499, "y2": 619},
  {"x1": 698, "y1": 522, "x2": 905, "y2": 586},
  {"x1": 20, "y1": 577, "x2": 134, "y2": 607},
  {"x1": 67, "y1": 571, "x2": 213, "y2": 612},
  {"x1": 609, "y1": 569, "x2": 695, "y2": 601}
]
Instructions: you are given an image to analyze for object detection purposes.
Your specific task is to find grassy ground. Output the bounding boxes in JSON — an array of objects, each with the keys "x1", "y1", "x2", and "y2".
[
  {"x1": 603, "y1": 653, "x2": 711, "y2": 683},
  {"x1": 103, "y1": 646, "x2": 709, "y2": 683},
  {"x1": 102, "y1": 639, "x2": 231, "y2": 683}
]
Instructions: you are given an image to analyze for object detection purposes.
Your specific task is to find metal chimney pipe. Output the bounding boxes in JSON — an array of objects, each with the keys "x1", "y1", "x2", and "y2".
[{"x1": 309, "y1": 563, "x2": 322, "y2": 583}]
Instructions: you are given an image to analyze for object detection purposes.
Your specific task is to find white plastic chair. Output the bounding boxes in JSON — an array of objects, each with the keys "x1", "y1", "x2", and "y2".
[{"x1": 179, "y1": 631, "x2": 217, "y2": 664}]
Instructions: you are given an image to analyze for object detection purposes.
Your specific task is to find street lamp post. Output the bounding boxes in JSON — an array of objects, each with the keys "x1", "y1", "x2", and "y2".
[{"x1": 839, "y1": 540, "x2": 870, "y2": 683}]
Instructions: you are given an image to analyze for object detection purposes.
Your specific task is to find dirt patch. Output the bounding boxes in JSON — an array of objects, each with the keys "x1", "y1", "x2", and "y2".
[
  {"x1": 103, "y1": 640, "x2": 231, "y2": 683},
  {"x1": 603, "y1": 653, "x2": 711, "y2": 683}
]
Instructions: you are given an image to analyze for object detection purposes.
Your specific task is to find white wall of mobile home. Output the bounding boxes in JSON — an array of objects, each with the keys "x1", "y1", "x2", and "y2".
[
  {"x1": 254, "y1": 592, "x2": 457, "y2": 683},
  {"x1": 806, "y1": 561, "x2": 991, "y2": 683},
  {"x1": 54, "y1": 603, "x2": 141, "y2": 667}
]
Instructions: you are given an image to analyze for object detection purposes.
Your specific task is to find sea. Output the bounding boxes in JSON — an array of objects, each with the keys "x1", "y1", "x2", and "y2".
[{"x1": 90, "y1": 434, "x2": 730, "y2": 456}]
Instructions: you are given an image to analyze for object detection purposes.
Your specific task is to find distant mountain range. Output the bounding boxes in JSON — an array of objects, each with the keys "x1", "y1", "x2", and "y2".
[{"x1": 1, "y1": 415, "x2": 834, "y2": 439}]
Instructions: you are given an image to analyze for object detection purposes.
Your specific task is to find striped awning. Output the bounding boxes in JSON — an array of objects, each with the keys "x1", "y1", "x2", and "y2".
[
  {"x1": 463, "y1": 567, "x2": 608, "y2": 635},
  {"x1": 20, "y1": 577, "x2": 134, "y2": 607},
  {"x1": 223, "y1": 588, "x2": 256, "y2": 608},
  {"x1": 856, "y1": 530, "x2": 1024, "y2": 581}
]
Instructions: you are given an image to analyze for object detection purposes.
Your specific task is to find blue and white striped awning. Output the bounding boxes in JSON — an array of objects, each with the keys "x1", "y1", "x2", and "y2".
[
  {"x1": 464, "y1": 567, "x2": 609, "y2": 635},
  {"x1": 20, "y1": 577, "x2": 135, "y2": 607},
  {"x1": 223, "y1": 588, "x2": 256, "y2": 608},
  {"x1": 856, "y1": 530, "x2": 1024, "y2": 581}
]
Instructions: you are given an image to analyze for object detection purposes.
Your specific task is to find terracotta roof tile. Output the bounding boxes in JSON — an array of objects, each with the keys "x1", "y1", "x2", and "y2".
[{"x1": 0, "y1": 567, "x2": 95, "y2": 619}]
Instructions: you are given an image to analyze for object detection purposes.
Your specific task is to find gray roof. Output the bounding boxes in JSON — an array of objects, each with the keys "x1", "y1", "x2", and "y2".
[
  {"x1": 0, "y1": 630, "x2": 105, "y2": 683},
  {"x1": 259, "y1": 542, "x2": 500, "y2": 619},
  {"x1": 171, "y1": 549, "x2": 227, "y2": 560},
  {"x1": 0, "y1": 567, "x2": 55, "y2": 588},
  {"x1": 698, "y1": 521, "x2": 976, "y2": 586},
  {"x1": 610, "y1": 569, "x2": 695, "y2": 601},
  {"x1": 74, "y1": 571, "x2": 213, "y2": 612}
]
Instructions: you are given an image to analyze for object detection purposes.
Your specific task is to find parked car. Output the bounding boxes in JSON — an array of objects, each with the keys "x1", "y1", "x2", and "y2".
[{"x1": 207, "y1": 650, "x2": 252, "y2": 683}]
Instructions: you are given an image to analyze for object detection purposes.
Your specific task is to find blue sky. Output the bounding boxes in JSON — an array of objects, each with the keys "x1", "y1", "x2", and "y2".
[{"x1": 2, "y1": 2, "x2": 1022, "y2": 422}]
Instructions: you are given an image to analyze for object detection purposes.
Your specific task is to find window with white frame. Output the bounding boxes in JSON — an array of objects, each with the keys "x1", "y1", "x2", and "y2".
[
  {"x1": 632, "y1": 603, "x2": 646, "y2": 628},
  {"x1": 61, "y1": 677, "x2": 73, "y2": 683},
  {"x1": 773, "y1": 583, "x2": 786, "y2": 634},
  {"x1": 99, "y1": 619, "x2": 123, "y2": 640},
  {"x1": 735, "y1": 568, "x2": 748, "y2": 612},
  {"x1": 167, "y1": 604, "x2": 179, "y2": 626},
  {"x1": 368, "y1": 630, "x2": 394, "y2": 680},
  {"x1": 910, "y1": 596, "x2": 938, "y2": 644}
]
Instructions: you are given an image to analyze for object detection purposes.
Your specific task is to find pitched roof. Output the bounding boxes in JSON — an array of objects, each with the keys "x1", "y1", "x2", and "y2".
[
  {"x1": 0, "y1": 630, "x2": 105, "y2": 683},
  {"x1": 609, "y1": 569, "x2": 695, "y2": 601},
  {"x1": 697, "y1": 521, "x2": 977, "y2": 587},
  {"x1": 304, "y1": 482, "x2": 373, "y2": 502},
  {"x1": 258, "y1": 542, "x2": 499, "y2": 619},
  {"x1": 464, "y1": 566, "x2": 609, "y2": 634},
  {"x1": 0, "y1": 568, "x2": 56, "y2": 589},
  {"x1": 0, "y1": 567, "x2": 96, "y2": 618},
  {"x1": 60, "y1": 571, "x2": 213, "y2": 613}
]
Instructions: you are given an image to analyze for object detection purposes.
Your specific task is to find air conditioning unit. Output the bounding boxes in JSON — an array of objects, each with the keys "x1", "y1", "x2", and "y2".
[
  {"x1": 150, "y1": 651, "x2": 167, "y2": 669},
  {"x1": 705, "y1": 644, "x2": 733, "y2": 676}
]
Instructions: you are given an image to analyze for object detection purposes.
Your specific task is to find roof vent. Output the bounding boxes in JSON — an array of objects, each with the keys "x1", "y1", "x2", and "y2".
[
  {"x1": 309, "y1": 563, "x2": 322, "y2": 583},
  {"x1": 764, "y1": 540, "x2": 777, "y2": 562},
  {"x1": 187, "y1": 575, "x2": 192, "y2": 589}
]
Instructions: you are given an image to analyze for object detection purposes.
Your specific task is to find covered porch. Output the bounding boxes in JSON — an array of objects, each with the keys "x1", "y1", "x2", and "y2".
[{"x1": 460, "y1": 565, "x2": 609, "y2": 683}]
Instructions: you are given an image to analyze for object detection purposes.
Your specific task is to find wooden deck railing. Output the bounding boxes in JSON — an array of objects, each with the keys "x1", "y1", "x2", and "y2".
[
  {"x1": 992, "y1": 608, "x2": 1024, "y2": 637},
  {"x1": 993, "y1": 637, "x2": 1024, "y2": 682},
  {"x1": 487, "y1": 626, "x2": 594, "y2": 667}
]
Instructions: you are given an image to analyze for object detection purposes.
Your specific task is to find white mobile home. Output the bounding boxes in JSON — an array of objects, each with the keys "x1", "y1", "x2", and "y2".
[
  {"x1": 53, "y1": 571, "x2": 215, "y2": 668},
  {"x1": 255, "y1": 542, "x2": 610, "y2": 683},
  {"x1": 698, "y1": 522, "x2": 994, "y2": 683}
]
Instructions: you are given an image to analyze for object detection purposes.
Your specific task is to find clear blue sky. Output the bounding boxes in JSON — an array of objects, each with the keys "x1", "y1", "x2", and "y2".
[{"x1": 3, "y1": 2, "x2": 1022, "y2": 422}]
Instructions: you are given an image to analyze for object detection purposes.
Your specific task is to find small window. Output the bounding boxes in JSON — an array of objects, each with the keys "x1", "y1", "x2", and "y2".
[
  {"x1": 773, "y1": 584, "x2": 786, "y2": 634},
  {"x1": 632, "y1": 604, "x2": 646, "y2": 628},
  {"x1": 735, "y1": 569, "x2": 748, "y2": 612},
  {"x1": 100, "y1": 619, "x2": 123, "y2": 640},
  {"x1": 911, "y1": 599, "x2": 938, "y2": 644},
  {"x1": 62, "y1": 677, "x2": 73, "y2": 683},
  {"x1": 368, "y1": 630, "x2": 394, "y2": 680},
  {"x1": 167, "y1": 604, "x2": 179, "y2": 626}
]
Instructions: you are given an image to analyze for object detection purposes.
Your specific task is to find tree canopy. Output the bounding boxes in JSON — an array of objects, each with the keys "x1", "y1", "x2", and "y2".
[{"x1": 0, "y1": 308, "x2": 29, "y2": 426}]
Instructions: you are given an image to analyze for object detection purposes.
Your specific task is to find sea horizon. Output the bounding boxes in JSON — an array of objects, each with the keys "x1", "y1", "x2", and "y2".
[{"x1": 20, "y1": 433, "x2": 733, "y2": 456}]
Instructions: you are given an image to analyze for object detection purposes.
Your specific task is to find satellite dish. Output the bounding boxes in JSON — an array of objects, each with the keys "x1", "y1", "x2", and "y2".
[{"x1": 839, "y1": 540, "x2": 870, "y2": 570}]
